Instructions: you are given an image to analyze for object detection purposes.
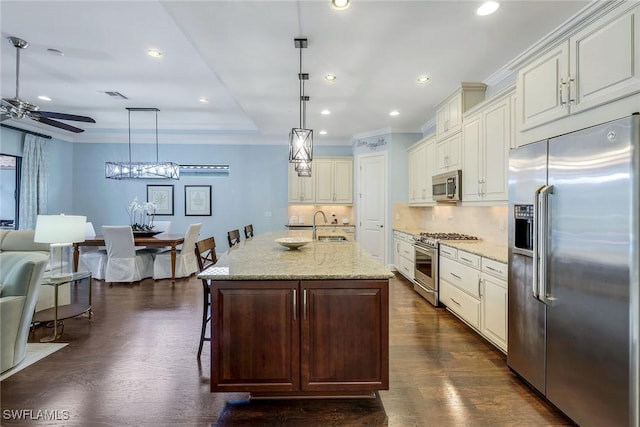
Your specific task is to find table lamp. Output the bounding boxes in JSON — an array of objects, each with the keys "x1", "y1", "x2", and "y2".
[{"x1": 34, "y1": 214, "x2": 86, "y2": 278}]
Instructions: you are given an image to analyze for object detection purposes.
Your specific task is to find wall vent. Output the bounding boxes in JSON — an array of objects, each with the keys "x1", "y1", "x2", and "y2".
[{"x1": 104, "y1": 91, "x2": 128, "y2": 99}]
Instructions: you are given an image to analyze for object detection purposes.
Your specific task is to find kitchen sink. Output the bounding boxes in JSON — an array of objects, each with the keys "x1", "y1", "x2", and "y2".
[{"x1": 317, "y1": 235, "x2": 348, "y2": 242}]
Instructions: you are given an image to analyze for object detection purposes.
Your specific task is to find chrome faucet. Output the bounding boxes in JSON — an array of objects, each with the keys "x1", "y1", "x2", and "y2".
[{"x1": 312, "y1": 210, "x2": 328, "y2": 240}]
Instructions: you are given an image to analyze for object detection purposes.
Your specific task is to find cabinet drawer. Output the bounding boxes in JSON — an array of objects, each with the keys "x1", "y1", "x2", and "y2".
[
  {"x1": 440, "y1": 281, "x2": 480, "y2": 329},
  {"x1": 439, "y1": 245, "x2": 457, "y2": 260},
  {"x1": 439, "y1": 257, "x2": 481, "y2": 298},
  {"x1": 398, "y1": 240, "x2": 414, "y2": 260},
  {"x1": 482, "y1": 258, "x2": 507, "y2": 281},
  {"x1": 398, "y1": 255, "x2": 414, "y2": 280},
  {"x1": 457, "y1": 250, "x2": 480, "y2": 269}
]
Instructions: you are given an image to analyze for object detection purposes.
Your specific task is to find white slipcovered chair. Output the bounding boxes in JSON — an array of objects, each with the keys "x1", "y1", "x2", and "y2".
[
  {"x1": 102, "y1": 226, "x2": 154, "y2": 283},
  {"x1": 78, "y1": 222, "x2": 107, "y2": 280},
  {"x1": 152, "y1": 223, "x2": 202, "y2": 280}
]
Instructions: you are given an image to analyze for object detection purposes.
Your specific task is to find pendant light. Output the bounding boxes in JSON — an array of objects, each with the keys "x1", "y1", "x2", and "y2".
[
  {"x1": 105, "y1": 108, "x2": 179, "y2": 180},
  {"x1": 288, "y1": 38, "x2": 313, "y2": 175}
]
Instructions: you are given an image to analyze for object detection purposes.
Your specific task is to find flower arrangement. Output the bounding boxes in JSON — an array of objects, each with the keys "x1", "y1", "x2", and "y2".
[{"x1": 127, "y1": 197, "x2": 157, "y2": 232}]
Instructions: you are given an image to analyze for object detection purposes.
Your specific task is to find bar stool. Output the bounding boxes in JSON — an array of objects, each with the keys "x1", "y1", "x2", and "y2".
[
  {"x1": 244, "y1": 224, "x2": 254, "y2": 239},
  {"x1": 195, "y1": 236, "x2": 217, "y2": 360},
  {"x1": 227, "y1": 229, "x2": 241, "y2": 248}
]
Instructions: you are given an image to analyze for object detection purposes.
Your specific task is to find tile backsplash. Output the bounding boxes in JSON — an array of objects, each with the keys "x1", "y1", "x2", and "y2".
[
  {"x1": 393, "y1": 203, "x2": 508, "y2": 245},
  {"x1": 287, "y1": 205, "x2": 354, "y2": 226}
]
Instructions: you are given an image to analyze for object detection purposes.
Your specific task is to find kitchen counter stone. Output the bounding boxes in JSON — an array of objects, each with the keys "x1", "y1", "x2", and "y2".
[
  {"x1": 199, "y1": 230, "x2": 392, "y2": 281},
  {"x1": 394, "y1": 227, "x2": 507, "y2": 263},
  {"x1": 439, "y1": 241, "x2": 508, "y2": 264}
]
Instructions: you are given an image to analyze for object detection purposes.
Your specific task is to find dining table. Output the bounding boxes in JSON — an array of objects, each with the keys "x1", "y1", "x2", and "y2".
[{"x1": 73, "y1": 234, "x2": 186, "y2": 283}]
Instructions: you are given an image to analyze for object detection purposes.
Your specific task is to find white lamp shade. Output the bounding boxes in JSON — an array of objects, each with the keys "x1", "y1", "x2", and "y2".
[{"x1": 34, "y1": 215, "x2": 87, "y2": 244}]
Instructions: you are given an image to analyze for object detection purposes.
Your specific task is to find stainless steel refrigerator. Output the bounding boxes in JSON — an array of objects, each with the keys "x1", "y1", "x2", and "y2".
[{"x1": 508, "y1": 115, "x2": 639, "y2": 426}]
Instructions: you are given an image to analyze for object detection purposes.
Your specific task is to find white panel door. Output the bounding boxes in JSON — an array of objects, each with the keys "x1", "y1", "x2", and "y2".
[
  {"x1": 462, "y1": 114, "x2": 482, "y2": 202},
  {"x1": 483, "y1": 98, "x2": 510, "y2": 201},
  {"x1": 357, "y1": 152, "x2": 387, "y2": 263},
  {"x1": 570, "y1": 2, "x2": 640, "y2": 114},
  {"x1": 517, "y1": 41, "x2": 570, "y2": 131}
]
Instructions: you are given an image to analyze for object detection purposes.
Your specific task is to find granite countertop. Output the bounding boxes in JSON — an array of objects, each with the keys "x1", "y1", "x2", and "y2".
[
  {"x1": 439, "y1": 241, "x2": 508, "y2": 264},
  {"x1": 285, "y1": 224, "x2": 355, "y2": 228},
  {"x1": 199, "y1": 230, "x2": 392, "y2": 281},
  {"x1": 393, "y1": 227, "x2": 508, "y2": 263}
]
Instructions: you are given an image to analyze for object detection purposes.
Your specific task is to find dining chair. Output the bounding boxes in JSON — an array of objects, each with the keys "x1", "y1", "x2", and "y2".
[
  {"x1": 102, "y1": 226, "x2": 154, "y2": 283},
  {"x1": 152, "y1": 223, "x2": 202, "y2": 280},
  {"x1": 78, "y1": 222, "x2": 107, "y2": 280},
  {"x1": 243, "y1": 224, "x2": 254, "y2": 239},
  {"x1": 194, "y1": 236, "x2": 217, "y2": 360},
  {"x1": 227, "y1": 229, "x2": 241, "y2": 248}
]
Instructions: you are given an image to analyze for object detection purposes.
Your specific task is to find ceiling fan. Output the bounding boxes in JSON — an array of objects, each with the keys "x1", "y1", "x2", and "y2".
[{"x1": 0, "y1": 36, "x2": 95, "y2": 133}]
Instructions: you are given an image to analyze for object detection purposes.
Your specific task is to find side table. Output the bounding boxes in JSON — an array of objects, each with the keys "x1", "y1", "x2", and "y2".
[{"x1": 32, "y1": 271, "x2": 92, "y2": 342}]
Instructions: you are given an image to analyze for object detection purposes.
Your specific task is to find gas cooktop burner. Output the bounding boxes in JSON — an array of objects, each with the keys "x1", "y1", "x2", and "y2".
[
  {"x1": 414, "y1": 232, "x2": 480, "y2": 248},
  {"x1": 418, "y1": 232, "x2": 480, "y2": 241}
]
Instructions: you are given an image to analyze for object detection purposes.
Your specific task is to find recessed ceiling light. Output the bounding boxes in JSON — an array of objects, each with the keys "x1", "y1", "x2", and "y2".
[
  {"x1": 389, "y1": 110, "x2": 400, "y2": 116},
  {"x1": 321, "y1": 109, "x2": 331, "y2": 115},
  {"x1": 330, "y1": 0, "x2": 350, "y2": 11},
  {"x1": 37, "y1": 95, "x2": 52, "y2": 101},
  {"x1": 477, "y1": 1, "x2": 500, "y2": 16},
  {"x1": 146, "y1": 49, "x2": 163, "y2": 58},
  {"x1": 319, "y1": 130, "x2": 328, "y2": 135},
  {"x1": 416, "y1": 75, "x2": 430, "y2": 85},
  {"x1": 199, "y1": 97, "x2": 209, "y2": 104},
  {"x1": 324, "y1": 74, "x2": 337, "y2": 82}
]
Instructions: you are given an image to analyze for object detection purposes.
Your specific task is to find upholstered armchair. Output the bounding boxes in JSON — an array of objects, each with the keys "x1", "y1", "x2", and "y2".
[{"x1": 0, "y1": 252, "x2": 48, "y2": 373}]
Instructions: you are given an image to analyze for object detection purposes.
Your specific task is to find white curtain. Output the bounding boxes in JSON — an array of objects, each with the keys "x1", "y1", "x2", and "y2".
[{"x1": 19, "y1": 134, "x2": 48, "y2": 230}]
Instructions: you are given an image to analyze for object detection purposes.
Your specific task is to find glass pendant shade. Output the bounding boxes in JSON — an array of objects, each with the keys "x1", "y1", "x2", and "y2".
[
  {"x1": 295, "y1": 159, "x2": 312, "y2": 177},
  {"x1": 105, "y1": 161, "x2": 180, "y2": 180},
  {"x1": 106, "y1": 107, "x2": 179, "y2": 180},
  {"x1": 289, "y1": 128, "x2": 313, "y2": 163}
]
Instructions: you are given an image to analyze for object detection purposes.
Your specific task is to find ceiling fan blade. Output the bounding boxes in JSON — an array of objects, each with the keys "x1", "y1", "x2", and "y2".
[
  {"x1": 32, "y1": 116, "x2": 85, "y2": 133},
  {"x1": 1, "y1": 113, "x2": 11, "y2": 122},
  {"x1": 34, "y1": 111, "x2": 95, "y2": 123}
]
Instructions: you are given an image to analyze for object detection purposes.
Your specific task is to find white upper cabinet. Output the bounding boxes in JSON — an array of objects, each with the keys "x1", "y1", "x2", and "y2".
[
  {"x1": 462, "y1": 88, "x2": 513, "y2": 203},
  {"x1": 517, "y1": 42, "x2": 570, "y2": 130},
  {"x1": 435, "y1": 132, "x2": 461, "y2": 174},
  {"x1": 569, "y1": 3, "x2": 640, "y2": 114},
  {"x1": 314, "y1": 158, "x2": 353, "y2": 204},
  {"x1": 516, "y1": 2, "x2": 640, "y2": 139},
  {"x1": 407, "y1": 135, "x2": 436, "y2": 206},
  {"x1": 288, "y1": 162, "x2": 315, "y2": 203},
  {"x1": 436, "y1": 83, "x2": 487, "y2": 141}
]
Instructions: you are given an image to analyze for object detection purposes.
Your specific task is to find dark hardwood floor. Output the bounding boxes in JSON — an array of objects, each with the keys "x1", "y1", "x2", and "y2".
[{"x1": 0, "y1": 273, "x2": 572, "y2": 426}]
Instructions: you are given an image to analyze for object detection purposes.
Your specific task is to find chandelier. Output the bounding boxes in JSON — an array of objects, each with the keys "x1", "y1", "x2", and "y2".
[
  {"x1": 288, "y1": 38, "x2": 313, "y2": 176},
  {"x1": 105, "y1": 108, "x2": 179, "y2": 180}
]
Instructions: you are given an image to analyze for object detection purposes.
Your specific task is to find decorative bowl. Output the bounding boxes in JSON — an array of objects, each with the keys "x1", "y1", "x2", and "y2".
[
  {"x1": 132, "y1": 231, "x2": 162, "y2": 238},
  {"x1": 275, "y1": 237, "x2": 311, "y2": 249}
]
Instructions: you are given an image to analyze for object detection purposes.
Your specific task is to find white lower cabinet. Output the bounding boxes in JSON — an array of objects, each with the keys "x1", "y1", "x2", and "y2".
[
  {"x1": 439, "y1": 245, "x2": 508, "y2": 353},
  {"x1": 440, "y1": 279, "x2": 480, "y2": 329},
  {"x1": 393, "y1": 231, "x2": 415, "y2": 281},
  {"x1": 480, "y1": 272, "x2": 507, "y2": 351}
]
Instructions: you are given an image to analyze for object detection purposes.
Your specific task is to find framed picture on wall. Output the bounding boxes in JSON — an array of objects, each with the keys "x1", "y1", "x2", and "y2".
[
  {"x1": 185, "y1": 185, "x2": 212, "y2": 216},
  {"x1": 147, "y1": 185, "x2": 174, "y2": 216}
]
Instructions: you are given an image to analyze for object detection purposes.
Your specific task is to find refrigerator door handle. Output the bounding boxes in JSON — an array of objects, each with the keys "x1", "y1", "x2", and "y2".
[
  {"x1": 539, "y1": 185, "x2": 554, "y2": 305},
  {"x1": 532, "y1": 185, "x2": 545, "y2": 299}
]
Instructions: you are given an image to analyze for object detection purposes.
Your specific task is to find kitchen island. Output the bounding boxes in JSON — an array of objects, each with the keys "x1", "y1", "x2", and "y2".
[{"x1": 198, "y1": 230, "x2": 392, "y2": 398}]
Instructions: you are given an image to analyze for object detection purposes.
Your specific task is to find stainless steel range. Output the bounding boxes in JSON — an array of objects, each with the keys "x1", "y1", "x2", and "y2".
[{"x1": 413, "y1": 232, "x2": 479, "y2": 306}]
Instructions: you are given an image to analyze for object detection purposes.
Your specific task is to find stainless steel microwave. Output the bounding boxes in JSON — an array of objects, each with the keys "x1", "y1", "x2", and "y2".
[{"x1": 432, "y1": 170, "x2": 462, "y2": 202}]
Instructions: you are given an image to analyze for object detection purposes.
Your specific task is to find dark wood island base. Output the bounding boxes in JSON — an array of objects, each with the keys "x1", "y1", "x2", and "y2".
[{"x1": 209, "y1": 279, "x2": 389, "y2": 396}]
